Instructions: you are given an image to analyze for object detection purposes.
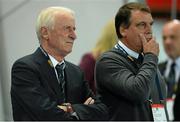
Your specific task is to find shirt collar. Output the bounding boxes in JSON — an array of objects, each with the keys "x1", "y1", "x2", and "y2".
[
  {"x1": 39, "y1": 46, "x2": 65, "y2": 69},
  {"x1": 117, "y1": 40, "x2": 139, "y2": 59},
  {"x1": 48, "y1": 54, "x2": 65, "y2": 69},
  {"x1": 167, "y1": 57, "x2": 180, "y2": 68}
]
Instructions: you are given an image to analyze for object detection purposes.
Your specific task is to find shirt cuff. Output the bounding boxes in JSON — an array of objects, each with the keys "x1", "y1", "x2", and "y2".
[{"x1": 71, "y1": 112, "x2": 79, "y2": 120}]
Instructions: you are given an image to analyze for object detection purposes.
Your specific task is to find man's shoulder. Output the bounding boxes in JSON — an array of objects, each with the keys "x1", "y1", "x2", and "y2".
[
  {"x1": 65, "y1": 61, "x2": 83, "y2": 76},
  {"x1": 13, "y1": 48, "x2": 43, "y2": 67},
  {"x1": 14, "y1": 54, "x2": 34, "y2": 65},
  {"x1": 11, "y1": 53, "x2": 38, "y2": 73},
  {"x1": 65, "y1": 61, "x2": 81, "y2": 70},
  {"x1": 98, "y1": 48, "x2": 126, "y2": 62}
]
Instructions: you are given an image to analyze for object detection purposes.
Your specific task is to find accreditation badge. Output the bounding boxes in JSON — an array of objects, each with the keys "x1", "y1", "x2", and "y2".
[{"x1": 151, "y1": 104, "x2": 167, "y2": 121}]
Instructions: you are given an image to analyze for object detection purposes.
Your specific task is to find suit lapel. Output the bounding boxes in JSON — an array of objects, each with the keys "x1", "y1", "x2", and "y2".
[
  {"x1": 34, "y1": 48, "x2": 62, "y2": 97},
  {"x1": 158, "y1": 61, "x2": 167, "y2": 76},
  {"x1": 40, "y1": 61, "x2": 62, "y2": 95},
  {"x1": 64, "y1": 62, "x2": 82, "y2": 103},
  {"x1": 176, "y1": 78, "x2": 180, "y2": 94},
  {"x1": 64, "y1": 63, "x2": 73, "y2": 102}
]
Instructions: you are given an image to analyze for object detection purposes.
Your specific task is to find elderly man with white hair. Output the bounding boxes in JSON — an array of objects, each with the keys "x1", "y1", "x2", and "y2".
[{"x1": 11, "y1": 6, "x2": 108, "y2": 121}]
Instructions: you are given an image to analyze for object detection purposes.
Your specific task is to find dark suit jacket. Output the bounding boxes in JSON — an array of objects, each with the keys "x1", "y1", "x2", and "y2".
[
  {"x1": 174, "y1": 81, "x2": 180, "y2": 121},
  {"x1": 158, "y1": 61, "x2": 167, "y2": 76},
  {"x1": 95, "y1": 48, "x2": 167, "y2": 120},
  {"x1": 159, "y1": 61, "x2": 180, "y2": 120},
  {"x1": 11, "y1": 47, "x2": 108, "y2": 121}
]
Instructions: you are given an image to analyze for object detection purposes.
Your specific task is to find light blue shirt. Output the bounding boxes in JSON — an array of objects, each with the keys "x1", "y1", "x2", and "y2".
[{"x1": 115, "y1": 40, "x2": 139, "y2": 59}]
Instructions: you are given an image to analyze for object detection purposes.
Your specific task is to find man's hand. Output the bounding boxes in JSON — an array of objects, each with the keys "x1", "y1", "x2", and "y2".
[
  {"x1": 57, "y1": 103, "x2": 73, "y2": 113},
  {"x1": 58, "y1": 105, "x2": 67, "y2": 112},
  {"x1": 139, "y1": 34, "x2": 159, "y2": 56},
  {"x1": 84, "y1": 97, "x2": 95, "y2": 105}
]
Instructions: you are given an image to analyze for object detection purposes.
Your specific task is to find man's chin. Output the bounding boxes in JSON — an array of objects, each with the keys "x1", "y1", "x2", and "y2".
[{"x1": 66, "y1": 49, "x2": 72, "y2": 55}]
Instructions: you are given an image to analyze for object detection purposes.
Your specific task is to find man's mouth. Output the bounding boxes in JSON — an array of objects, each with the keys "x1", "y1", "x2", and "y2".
[{"x1": 66, "y1": 41, "x2": 74, "y2": 44}]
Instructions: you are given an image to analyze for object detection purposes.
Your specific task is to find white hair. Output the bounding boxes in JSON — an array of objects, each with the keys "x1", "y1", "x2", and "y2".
[{"x1": 36, "y1": 6, "x2": 75, "y2": 43}]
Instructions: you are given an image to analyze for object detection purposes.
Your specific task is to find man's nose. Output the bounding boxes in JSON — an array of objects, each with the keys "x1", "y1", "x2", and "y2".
[{"x1": 71, "y1": 30, "x2": 77, "y2": 40}]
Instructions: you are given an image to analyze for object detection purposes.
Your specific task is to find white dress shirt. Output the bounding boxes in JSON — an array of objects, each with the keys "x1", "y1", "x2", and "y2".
[{"x1": 48, "y1": 54, "x2": 65, "y2": 82}]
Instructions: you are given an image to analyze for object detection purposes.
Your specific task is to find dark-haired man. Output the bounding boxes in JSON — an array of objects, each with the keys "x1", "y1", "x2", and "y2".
[{"x1": 95, "y1": 2, "x2": 167, "y2": 120}]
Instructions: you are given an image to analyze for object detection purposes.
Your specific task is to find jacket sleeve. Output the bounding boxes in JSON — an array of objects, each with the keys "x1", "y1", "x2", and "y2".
[
  {"x1": 71, "y1": 69, "x2": 109, "y2": 120},
  {"x1": 11, "y1": 60, "x2": 75, "y2": 120},
  {"x1": 95, "y1": 53, "x2": 158, "y2": 103}
]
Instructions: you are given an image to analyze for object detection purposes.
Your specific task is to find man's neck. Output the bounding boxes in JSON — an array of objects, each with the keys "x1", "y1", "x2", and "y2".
[{"x1": 41, "y1": 45, "x2": 64, "y2": 62}]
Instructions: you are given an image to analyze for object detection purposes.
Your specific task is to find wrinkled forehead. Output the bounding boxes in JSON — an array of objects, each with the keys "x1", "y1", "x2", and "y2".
[
  {"x1": 54, "y1": 12, "x2": 75, "y2": 25},
  {"x1": 55, "y1": 11, "x2": 74, "y2": 19},
  {"x1": 130, "y1": 10, "x2": 153, "y2": 23}
]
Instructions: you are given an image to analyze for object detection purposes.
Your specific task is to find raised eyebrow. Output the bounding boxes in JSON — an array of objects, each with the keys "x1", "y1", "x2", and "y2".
[
  {"x1": 63, "y1": 25, "x2": 70, "y2": 29},
  {"x1": 136, "y1": 21, "x2": 146, "y2": 25},
  {"x1": 135, "y1": 21, "x2": 145, "y2": 25},
  {"x1": 65, "y1": 25, "x2": 76, "y2": 30}
]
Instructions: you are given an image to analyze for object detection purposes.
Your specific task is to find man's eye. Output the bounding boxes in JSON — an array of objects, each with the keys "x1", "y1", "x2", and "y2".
[
  {"x1": 65, "y1": 26, "x2": 75, "y2": 31},
  {"x1": 65, "y1": 26, "x2": 70, "y2": 30},
  {"x1": 137, "y1": 23, "x2": 146, "y2": 29}
]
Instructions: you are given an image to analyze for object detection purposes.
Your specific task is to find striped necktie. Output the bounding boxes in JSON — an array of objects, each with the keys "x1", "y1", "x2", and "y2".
[{"x1": 55, "y1": 62, "x2": 66, "y2": 103}]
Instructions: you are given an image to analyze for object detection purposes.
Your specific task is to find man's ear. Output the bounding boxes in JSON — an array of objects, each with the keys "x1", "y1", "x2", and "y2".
[
  {"x1": 40, "y1": 27, "x2": 49, "y2": 40},
  {"x1": 120, "y1": 26, "x2": 127, "y2": 37}
]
